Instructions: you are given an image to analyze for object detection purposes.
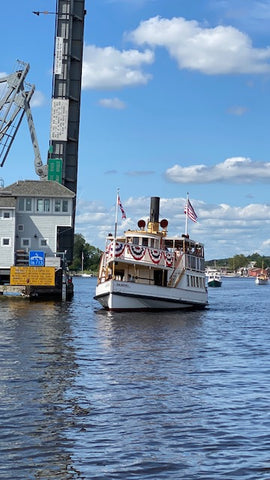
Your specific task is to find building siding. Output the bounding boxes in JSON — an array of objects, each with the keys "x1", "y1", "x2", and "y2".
[
  {"x1": 0, "y1": 209, "x2": 15, "y2": 268},
  {"x1": 0, "y1": 184, "x2": 74, "y2": 271}
]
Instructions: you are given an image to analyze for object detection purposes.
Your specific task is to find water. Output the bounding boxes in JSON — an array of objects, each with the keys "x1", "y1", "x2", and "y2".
[{"x1": 1, "y1": 277, "x2": 270, "y2": 479}]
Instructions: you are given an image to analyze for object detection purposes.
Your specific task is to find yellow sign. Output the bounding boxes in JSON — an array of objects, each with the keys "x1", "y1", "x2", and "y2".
[{"x1": 10, "y1": 266, "x2": 55, "y2": 286}]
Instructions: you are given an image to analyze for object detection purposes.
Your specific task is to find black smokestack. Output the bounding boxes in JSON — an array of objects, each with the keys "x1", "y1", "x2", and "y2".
[{"x1": 150, "y1": 197, "x2": 160, "y2": 223}]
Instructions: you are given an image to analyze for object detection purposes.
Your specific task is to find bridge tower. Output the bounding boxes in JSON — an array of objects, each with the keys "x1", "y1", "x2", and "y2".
[{"x1": 49, "y1": 0, "x2": 86, "y2": 262}]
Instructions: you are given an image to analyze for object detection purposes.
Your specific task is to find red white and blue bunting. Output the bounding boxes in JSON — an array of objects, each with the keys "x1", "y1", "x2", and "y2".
[
  {"x1": 114, "y1": 242, "x2": 125, "y2": 257},
  {"x1": 128, "y1": 244, "x2": 146, "y2": 261},
  {"x1": 106, "y1": 241, "x2": 125, "y2": 258},
  {"x1": 105, "y1": 241, "x2": 176, "y2": 267},
  {"x1": 148, "y1": 249, "x2": 162, "y2": 264},
  {"x1": 164, "y1": 251, "x2": 174, "y2": 267}
]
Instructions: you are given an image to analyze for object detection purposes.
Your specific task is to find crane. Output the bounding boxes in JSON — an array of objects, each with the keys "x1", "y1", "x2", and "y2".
[
  {"x1": 0, "y1": 0, "x2": 86, "y2": 263},
  {"x1": 0, "y1": 59, "x2": 47, "y2": 179}
]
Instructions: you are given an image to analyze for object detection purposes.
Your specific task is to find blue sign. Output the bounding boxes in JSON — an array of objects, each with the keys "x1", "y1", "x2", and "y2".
[{"x1": 29, "y1": 250, "x2": 45, "y2": 266}]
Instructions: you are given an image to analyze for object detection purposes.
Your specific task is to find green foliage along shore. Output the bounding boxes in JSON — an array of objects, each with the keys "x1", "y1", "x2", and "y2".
[
  {"x1": 206, "y1": 253, "x2": 270, "y2": 271},
  {"x1": 69, "y1": 234, "x2": 102, "y2": 274}
]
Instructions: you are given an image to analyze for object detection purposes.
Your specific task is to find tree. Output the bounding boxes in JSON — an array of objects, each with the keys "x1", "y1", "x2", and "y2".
[
  {"x1": 70, "y1": 234, "x2": 102, "y2": 272},
  {"x1": 228, "y1": 254, "x2": 249, "y2": 271}
]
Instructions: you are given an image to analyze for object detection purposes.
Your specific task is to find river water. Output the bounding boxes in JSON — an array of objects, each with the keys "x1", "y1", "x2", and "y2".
[{"x1": 1, "y1": 276, "x2": 270, "y2": 480}]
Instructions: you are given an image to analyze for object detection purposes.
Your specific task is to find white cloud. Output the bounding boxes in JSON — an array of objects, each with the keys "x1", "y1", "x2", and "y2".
[
  {"x1": 227, "y1": 105, "x2": 248, "y2": 116},
  {"x1": 74, "y1": 196, "x2": 270, "y2": 259},
  {"x1": 105, "y1": 169, "x2": 118, "y2": 175},
  {"x1": 211, "y1": 0, "x2": 270, "y2": 27},
  {"x1": 99, "y1": 97, "x2": 126, "y2": 109},
  {"x1": 107, "y1": 0, "x2": 156, "y2": 5},
  {"x1": 165, "y1": 157, "x2": 270, "y2": 184},
  {"x1": 30, "y1": 90, "x2": 46, "y2": 108},
  {"x1": 128, "y1": 16, "x2": 270, "y2": 74},
  {"x1": 125, "y1": 170, "x2": 155, "y2": 176},
  {"x1": 82, "y1": 45, "x2": 154, "y2": 89}
]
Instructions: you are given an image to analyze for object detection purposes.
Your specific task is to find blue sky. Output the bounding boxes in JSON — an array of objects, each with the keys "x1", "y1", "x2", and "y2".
[{"x1": 1, "y1": 0, "x2": 270, "y2": 260}]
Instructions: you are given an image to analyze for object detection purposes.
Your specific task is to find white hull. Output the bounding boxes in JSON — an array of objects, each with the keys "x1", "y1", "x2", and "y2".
[{"x1": 95, "y1": 279, "x2": 207, "y2": 311}]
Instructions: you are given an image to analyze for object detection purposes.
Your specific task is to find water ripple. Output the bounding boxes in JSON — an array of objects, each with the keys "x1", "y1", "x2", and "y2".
[{"x1": 1, "y1": 277, "x2": 270, "y2": 479}]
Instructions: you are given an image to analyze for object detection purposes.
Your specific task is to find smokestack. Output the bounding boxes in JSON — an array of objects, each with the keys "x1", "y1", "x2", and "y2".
[{"x1": 150, "y1": 197, "x2": 160, "y2": 223}]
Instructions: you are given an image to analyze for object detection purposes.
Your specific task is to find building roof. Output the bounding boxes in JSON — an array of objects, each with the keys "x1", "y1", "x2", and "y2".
[
  {"x1": 0, "y1": 180, "x2": 75, "y2": 198},
  {"x1": 0, "y1": 197, "x2": 16, "y2": 208}
]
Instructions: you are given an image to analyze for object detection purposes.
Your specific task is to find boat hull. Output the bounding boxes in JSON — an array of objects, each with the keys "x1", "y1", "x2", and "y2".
[
  {"x1": 95, "y1": 280, "x2": 208, "y2": 311},
  {"x1": 207, "y1": 280, "x2": 222, "y2": 287}
]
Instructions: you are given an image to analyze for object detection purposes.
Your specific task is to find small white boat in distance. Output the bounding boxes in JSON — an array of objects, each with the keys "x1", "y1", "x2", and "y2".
[
  {"x1": 94, "y1": 196, "x2": 208, "y2": 311},
  {"x1": 206, "y1": 270, "x2": 222, "y2": 288},
  {"x1": 255, "y1": 273, "x2": 268, "y2": 285}
]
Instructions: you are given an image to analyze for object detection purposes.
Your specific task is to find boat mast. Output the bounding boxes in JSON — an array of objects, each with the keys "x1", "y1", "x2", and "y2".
[
  {"x1": 114, "y1": 188, "x2": 120, "y2": 240},
  {"x1": 185, "y1": 192, "x2": 189, "y2": 236},
  {"x1": 112, "y1": 188, "x2": 120, "y2": 278}
]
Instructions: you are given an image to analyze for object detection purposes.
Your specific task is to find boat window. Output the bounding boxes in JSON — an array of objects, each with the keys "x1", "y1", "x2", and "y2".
[
  {"x1": 150, "y1": 238, "x2": 154, "y2": 248},
  {"x1": 133, "y1": 237, "x2": 139, "y2": 245},
  {"x1": 142, "y1": 237, "x2": 148, "y2": 246}
]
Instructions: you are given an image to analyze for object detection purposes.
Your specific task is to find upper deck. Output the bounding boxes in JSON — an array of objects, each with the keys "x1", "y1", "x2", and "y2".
[{"x1": 104, "y1": 231, "x2": 205, "y2": 273}]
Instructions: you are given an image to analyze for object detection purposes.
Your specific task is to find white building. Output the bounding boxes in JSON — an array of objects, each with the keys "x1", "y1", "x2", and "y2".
[{"x1": 0, "y1": 180, "x2": 75, "y2": 280}]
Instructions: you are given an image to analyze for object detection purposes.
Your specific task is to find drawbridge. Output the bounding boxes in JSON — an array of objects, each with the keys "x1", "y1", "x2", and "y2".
[{"x1": 0, "y1": 0, "x2": 86, "y2": 263}]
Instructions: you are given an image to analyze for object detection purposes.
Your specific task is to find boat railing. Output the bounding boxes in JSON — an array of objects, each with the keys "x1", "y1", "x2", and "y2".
[
  {"x1": 185, "y1": 254, "x2": 205, "y2": 273},
  {"x1": 103, "y1": 241, "x2": 205, "y2": 270},
  {"x1": 105, "y1": 241, "x2": 175, "y2": 268},
  {"x1": 97, "y1": 242, "x2": 205, "y2": 286}
]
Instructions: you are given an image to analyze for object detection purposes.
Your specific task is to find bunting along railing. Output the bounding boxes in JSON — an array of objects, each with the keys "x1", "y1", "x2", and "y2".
[{"x1": 105, "y1": 241, "x2": 175, "y2": 267}]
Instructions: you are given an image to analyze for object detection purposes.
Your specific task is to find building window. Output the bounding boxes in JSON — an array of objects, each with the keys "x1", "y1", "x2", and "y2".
[
  {"x1": 18, "y1": 224, "x2": 24, "y2": 231},
  {"x1": 62, "y1": 200, "x2": 68, "y2": 212},
  {"x1": 54, "y1": 199, "x2": 61, "y2": 212},
  {"x1": 44, "y1": 199, "x2": 50, "y2": 212},
  {"x1": 3, "y1": 211, "x2": 11, "y2": 219},
  {"x1": 37, "y1": 199, "x2": 50, "y2": 212},
  {"x1": 54, "y1": 199, "x2": 69, "y2": 213},
  {"x1": 26, "y1": 199, "x2": 32, "y2": 211},
  {"x1": 2, "y1": 238, "x2": 10, "y2": 246},
  {"x1": 18, "y1": 198, "x2": 24, "y2": 211},
  {"x1": 18, "y1": 198, "x2": 32, "y2": 212},
  {"x1": 39, "y1": 238, "x2": 48, "y2": 247},
  {"x1": 21, "y1": 238, "x2": 31, "y2": 248}
]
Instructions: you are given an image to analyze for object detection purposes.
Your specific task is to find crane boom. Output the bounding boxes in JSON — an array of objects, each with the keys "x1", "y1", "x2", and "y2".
[{"x1": 0, "y1": 60, "x2": 47, "y2": 179}]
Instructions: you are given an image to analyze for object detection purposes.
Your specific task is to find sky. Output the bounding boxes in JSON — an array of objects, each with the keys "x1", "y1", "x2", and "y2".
[{"x1": 1, "y1": 0, "x2": 270, "y2": 260}]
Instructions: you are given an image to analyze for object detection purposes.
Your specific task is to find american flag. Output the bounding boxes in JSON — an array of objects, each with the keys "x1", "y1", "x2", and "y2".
[
  {"x1": 184, "y1": 198, "x2": 197, "y2": 223},
  {"x1": 118, "y1": 195, "x2": 126, "y2": 219}
]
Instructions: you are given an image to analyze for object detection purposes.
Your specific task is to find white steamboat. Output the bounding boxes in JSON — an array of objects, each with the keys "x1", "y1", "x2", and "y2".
[{"x1": 94, "y1": 197, "x2": 208, "y2": 311}]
